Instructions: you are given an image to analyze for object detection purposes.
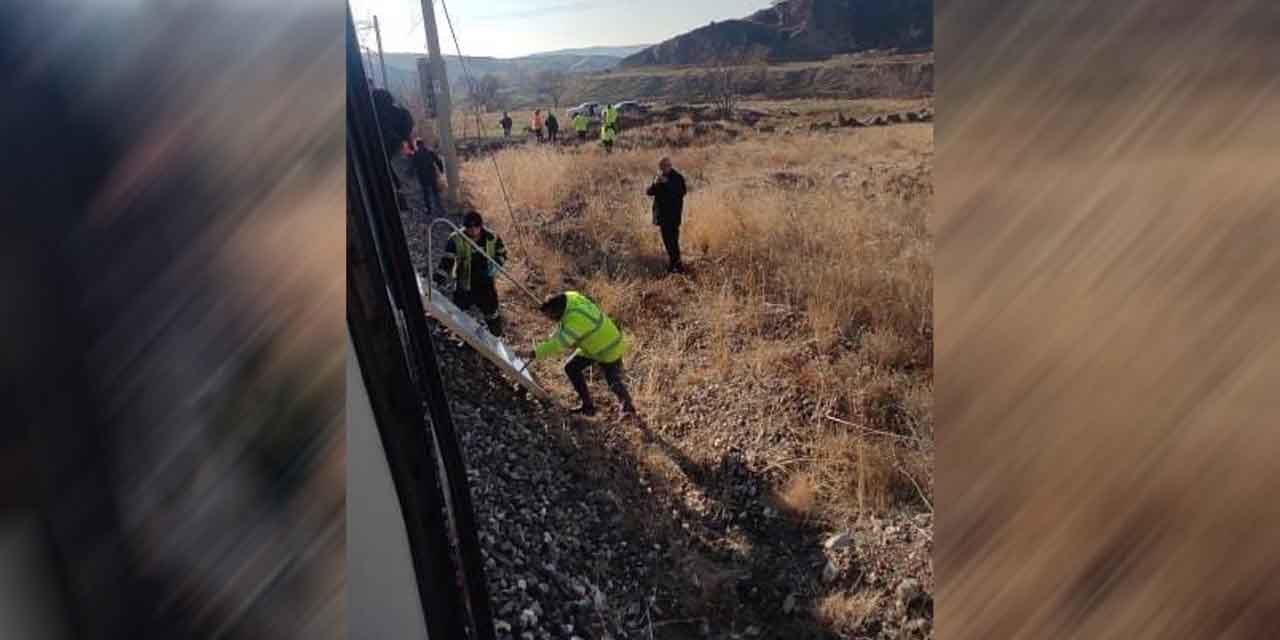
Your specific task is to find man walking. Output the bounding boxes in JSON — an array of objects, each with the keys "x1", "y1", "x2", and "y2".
[
  {"x1": 433, "y1": 211, "x2": 508, "y2": 337},
  {"x1": 412, "y1": 139, "x2": 445, "y2": 217},
  {"x1": 645, "y1": 157, "x2": 688, "y2": 273},
  {"x1": 545, "y1": 111, "x2": 560, "y2": 143},
  {"x1": 573, "y1": 111, "x2": 589, "y2": 142},
  {"x1": 499, "y1": 111, "x2": 513, "y2": 137},
  {"x1": 526, "y1": 292, "x2": 637, "y2": 417}
]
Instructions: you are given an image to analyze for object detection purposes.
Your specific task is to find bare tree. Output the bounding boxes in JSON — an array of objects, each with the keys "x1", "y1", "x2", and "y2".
[
  {"x1": 535, "y1": 69, "x2": 571, "y2": 109},
  {"x1": 710, "y1": 65, "x2": 741, "y2": 120},
  {"x1": 467, "y1": 73, "x2": 503, "y2": 112},
  {"x1": 708, "y1": 50, "x2": 768, "y2": 120}
]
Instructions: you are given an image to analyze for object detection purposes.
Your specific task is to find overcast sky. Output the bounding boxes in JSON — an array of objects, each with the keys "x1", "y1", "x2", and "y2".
[{"x1": 349, "y1": 0, "x2": 764, "y2": 58}]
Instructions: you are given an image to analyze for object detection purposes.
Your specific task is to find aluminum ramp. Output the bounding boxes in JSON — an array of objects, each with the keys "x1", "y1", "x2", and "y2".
[{"x1": 415, "y1": 274, "x2": 552, "y2": 402}]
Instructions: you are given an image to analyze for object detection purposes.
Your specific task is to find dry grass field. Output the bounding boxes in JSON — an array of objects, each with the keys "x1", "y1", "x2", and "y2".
[{"x1": 447, "y1": 111, "x2": 934, "y2": 635}]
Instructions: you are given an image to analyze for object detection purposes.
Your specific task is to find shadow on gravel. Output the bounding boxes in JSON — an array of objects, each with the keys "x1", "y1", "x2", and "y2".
[{"x1": 436, "y1": 328, "x2": 846, "y2": 639}]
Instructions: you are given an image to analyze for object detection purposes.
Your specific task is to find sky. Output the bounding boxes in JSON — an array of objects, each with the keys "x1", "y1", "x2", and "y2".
[{"x1": 349, "y1": 0, "x2": 765, "y2": 59}]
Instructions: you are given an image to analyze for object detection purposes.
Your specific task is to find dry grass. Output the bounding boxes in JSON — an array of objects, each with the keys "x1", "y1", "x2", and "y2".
[
  {"x1": 462, "y1": 121, "x2": 933, "y2": 520},
  {"x1": 815, "y1": 589, "x2": 883, "y2": 634},
  {"x1": 776, "y1": 471, "x2": 820, "y2": 519}
]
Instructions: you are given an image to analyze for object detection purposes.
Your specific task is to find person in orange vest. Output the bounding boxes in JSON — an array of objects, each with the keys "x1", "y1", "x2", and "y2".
[{"x1": 530, "y1": 109, "x2": 545, "y2": 143}]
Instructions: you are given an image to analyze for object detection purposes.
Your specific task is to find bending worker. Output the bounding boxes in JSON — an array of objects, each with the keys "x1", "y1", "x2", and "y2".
[
  {"x1": 525, "y1": 291, "x2": 637, "y2": 417},
  {"x1": 434, "y1": 211, "x2": 508, "y2": 337}
]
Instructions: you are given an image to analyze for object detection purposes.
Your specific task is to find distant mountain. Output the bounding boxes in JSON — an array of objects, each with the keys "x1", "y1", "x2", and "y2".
[
  {"x1": 373, "y1": 48, "x2": 632, "y2": 95},
  {"x1": 621, "y1": 0, "x2": 932, "y2": 67},
  {"x1": 526, "y1": 45, "x2": 652, "y2": 59}
]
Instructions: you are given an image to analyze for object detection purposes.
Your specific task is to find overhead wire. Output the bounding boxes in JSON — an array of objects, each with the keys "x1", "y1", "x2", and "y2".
[{"x1": 435, "y1": 0, "x2": 548, "y2": 245}]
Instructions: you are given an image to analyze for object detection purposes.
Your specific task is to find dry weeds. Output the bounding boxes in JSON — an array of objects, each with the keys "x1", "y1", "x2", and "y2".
[
  {"x1": 462, "y1": 120, "x2": 933, "y2": 533},
  {"x1": 816, "y1": 589, "x2": 884, "y2": 634}
]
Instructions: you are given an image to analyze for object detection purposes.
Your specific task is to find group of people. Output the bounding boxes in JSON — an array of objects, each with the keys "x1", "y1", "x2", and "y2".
[
  {"x1": 376, "y1": 82, "x2": 681, "y2": 418},
  {"x1": 431, "y1": 155, "x2": 688, "y2": 417},
  {"x1": 498, "y1": 103, "x2": 620, "y2": 151}
]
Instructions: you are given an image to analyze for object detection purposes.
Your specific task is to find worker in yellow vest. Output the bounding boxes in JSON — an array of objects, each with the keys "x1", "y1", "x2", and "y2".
[
  {"x1": 573, "y1": 112, "x2": 590, "y2": 142},
  {"x1": 600, "y1": 103, "x2": 619, "y2": 153},
  {"x1": 526, "y1": 291, "x2": 636, "y2": 417},
  {"x1": 434, "y1": 211, "x2": 508, "y2": 336}
]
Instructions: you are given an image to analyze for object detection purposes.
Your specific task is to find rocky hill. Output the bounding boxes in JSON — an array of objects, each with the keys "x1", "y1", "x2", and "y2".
[
  {"x1": 621, "y1": 0, "x2": 932, "y2": 67},
  {"x1": 569, "y1": 54, "x2": 933, "y2": 105}
]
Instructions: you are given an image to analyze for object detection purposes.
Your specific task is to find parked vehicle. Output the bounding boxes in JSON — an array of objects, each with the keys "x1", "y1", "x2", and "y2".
[
  {"x1": 567, "y1": 102, "x2": 601, "y2": 118},
  {"x1": 613, "y1": 100, "x2": 648, "y2": 114}
]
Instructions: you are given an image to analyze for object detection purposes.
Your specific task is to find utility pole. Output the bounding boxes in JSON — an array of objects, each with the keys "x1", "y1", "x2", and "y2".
[
  {"x1": 418, "y1": 0, "x2": 460, "y2": 208},
  {"x1": 372, "y1": 14, "x2": 389, "y2": 89}
]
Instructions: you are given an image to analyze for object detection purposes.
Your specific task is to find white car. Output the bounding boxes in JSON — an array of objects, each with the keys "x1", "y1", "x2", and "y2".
[{"x1": 567, "y1": 102, "x2": 600, "y2": 118}]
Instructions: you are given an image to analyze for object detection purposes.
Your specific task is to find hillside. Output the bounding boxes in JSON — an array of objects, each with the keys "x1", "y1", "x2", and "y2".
[
  {"x1": 377, "y1": 49, "x2": 633, "y2": 94},
  {"x1": 621, "y1": 0, "x2": 932, "y2": 67},
  {"x1": 570, "y1": 54, "x2": 933, "y2": 105}
]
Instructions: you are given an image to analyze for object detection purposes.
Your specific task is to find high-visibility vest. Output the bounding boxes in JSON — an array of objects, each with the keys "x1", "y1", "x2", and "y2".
[
  {"x1": 534, "y1": 291, "x2": 627, "y2": 363},
  {"x1": 603, "y1": 106, "x2": 619, "y2": 128},
  {"x1": 573, "y1": 114, "x2": 589, "y2": 132},
  {"x1": 448, "y1": 230, "x2": 502, "y2": 291},
  {"x1": 601, "y1": 123, "x2": 616, "y2": 142}
]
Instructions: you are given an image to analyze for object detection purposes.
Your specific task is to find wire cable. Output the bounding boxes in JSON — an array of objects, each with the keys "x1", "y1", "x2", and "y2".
[{"x1": 436, "y1": 0, "x2": 547, "y2": 239}]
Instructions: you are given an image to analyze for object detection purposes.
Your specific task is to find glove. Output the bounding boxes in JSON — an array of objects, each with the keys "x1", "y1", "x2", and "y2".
[{"x1": 487, "y1": 262, "x2": 498, "y2": 278}]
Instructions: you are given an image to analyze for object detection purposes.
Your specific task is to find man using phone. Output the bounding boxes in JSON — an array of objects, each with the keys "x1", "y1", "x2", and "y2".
[{"x1": 645, "y1": 156, "x2": 688, "y2": 274}]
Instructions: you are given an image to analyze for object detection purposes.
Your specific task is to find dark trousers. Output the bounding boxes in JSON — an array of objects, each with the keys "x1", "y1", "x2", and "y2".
[
  {"x1": 452, "y1": 280, "x2": 503, "y2": 336},
  {"x1": 548, "y1": 128, "x2": 558, "y2": 141},
  {"x1": 659, "y1": 222, "x2": 682, "y2": 271},
  {"x1": 417, "y1": 178, "x2": 442, "y2": 217},
  {"x1": 565, "y1": 355, "x2": 633, "y2": 409}
]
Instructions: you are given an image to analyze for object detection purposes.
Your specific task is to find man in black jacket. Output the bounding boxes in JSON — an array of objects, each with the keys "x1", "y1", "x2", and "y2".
[
  {"x1": 545, "y1": 112, "x2": 560, "y2": 143},
  {"x1": 372, "y1": 88, "x2": 414, "y2": 210},
  {"x1": 645, "y1": 156, "x2": 688, "y2": 273},
  {"x1": 412, "y1": 138, "x2": 445, "y2": 217}
]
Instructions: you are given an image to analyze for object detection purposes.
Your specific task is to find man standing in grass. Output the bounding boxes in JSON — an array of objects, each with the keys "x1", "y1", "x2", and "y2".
[
  {"x1": 500, "y1": 111, "x2": 513, "y2": 137},
  {"x1": 600, "y1": 103, "x2": 619, "y2": 152},
  {"x1": 531, "y1": 109, "x2": 545, "y2": 143},
  {"x1": 573, "y1": 111, "x2": 589, "y2": 142},
  {"x1": 545, "y1": 111, "x2": 560, "y2": 143},
  {"x1": 646, "y1": 157, "x2": 688, "y2": 273},
  {"x1": 526, "y1": 292, "x2": 637, "y2": 418}
]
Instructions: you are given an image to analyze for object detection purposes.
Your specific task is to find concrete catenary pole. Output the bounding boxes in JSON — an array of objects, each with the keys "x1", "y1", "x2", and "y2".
[
  {"x1": 372, "y1": 15, "x2": 389, "y2": 89},
  {"x1": 418, "y1": 0, "x2": 459, "y2": 208}
]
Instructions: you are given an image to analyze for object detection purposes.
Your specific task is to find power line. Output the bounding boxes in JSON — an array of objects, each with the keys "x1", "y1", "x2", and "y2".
[{"x1": 436, "y1": 0, "x2": 546, "y2": 252}]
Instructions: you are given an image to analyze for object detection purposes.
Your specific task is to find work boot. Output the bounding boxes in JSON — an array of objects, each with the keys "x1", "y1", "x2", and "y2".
[{"x1": 612, "y1": 385, "x2": 638, "y2": 417}]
